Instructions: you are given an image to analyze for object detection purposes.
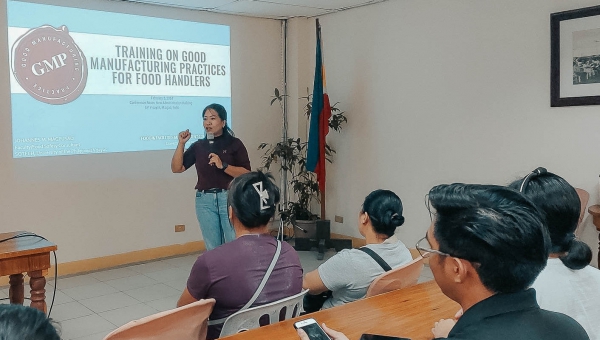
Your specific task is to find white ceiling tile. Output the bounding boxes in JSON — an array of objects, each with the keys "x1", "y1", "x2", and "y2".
[
  {"x1": 123, "y1": 0, "x2": 386, "y2": 18},
  {"x1": 215, "y1": 0, "x2": 330, "y2": 18},
  {"x1": 266, "y1": 0, "x2": 376, "y2": 11},
  {"x1": 130, "y1": 0, "x2": 238, "y2": 10}
]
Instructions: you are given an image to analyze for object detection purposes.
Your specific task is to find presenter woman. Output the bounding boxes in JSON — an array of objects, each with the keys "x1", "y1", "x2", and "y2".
[{"x1": 171, "y1": 103, "x2": 250, "y2": 250}]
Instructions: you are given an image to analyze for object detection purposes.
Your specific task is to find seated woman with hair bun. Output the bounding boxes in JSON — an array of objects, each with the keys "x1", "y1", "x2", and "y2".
[
  {"x1": 177, "y1": 171, "x2": 303, "y2": 339},
  {"x1": 510, "y1": 168, "x2": 600, "y2": 340},
  {"x1": 302, "y1": 189, "x2": 413, "y2": 312}
]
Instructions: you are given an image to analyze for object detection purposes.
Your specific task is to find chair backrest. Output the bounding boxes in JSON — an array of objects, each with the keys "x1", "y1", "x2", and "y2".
[
  {"x1": 365, "y1": 256, "x2": 424, "y2": 298},
  {"x1": 218, "y1": 290, "x2": 308, "y2": 337},
  {"x1": 103, "y1": 299, "x2": 215, "y2": 340},
  {"x1": 575, "y1": 188, "x2": 589, "y2": 228}
]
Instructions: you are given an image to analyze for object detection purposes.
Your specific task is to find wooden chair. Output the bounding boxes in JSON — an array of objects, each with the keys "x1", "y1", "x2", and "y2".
[
  {"x1": 103, "y1": 298, "x2": 215, "y2": 340},
  {"x1": 365, "y1": 256, "x2": 424, "y2": 298},
  {"x1": 575, "y1": 188, "x2": 590, "y2": 235},
  {"x1": 218, "y1": 290, "x2": 308, "y2": 337}
]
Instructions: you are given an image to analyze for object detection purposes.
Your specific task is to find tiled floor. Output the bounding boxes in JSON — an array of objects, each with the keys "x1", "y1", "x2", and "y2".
[{"x1": 0, "y1": 248, "x2": 434, "y2": 340}]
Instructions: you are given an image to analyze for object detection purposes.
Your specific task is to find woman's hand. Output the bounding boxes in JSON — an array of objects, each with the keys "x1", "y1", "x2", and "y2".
[
  {"x1": 178, "y1": 129, "x2": 191, "y2": 144},
  {"x1": 208, "y1": 153, "x2": 223, "y2": 169},
  {"x1": 297, "y1": 323, "x2": 349, "y2": 340},
  {"x1": 431, "y1": 318, "x2": 456, "y2": 338}
]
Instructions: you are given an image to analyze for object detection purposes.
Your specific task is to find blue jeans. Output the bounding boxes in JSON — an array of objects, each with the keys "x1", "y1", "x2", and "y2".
[{"x1": 195, "y1": 191, "x2": 236, "y2": 250}]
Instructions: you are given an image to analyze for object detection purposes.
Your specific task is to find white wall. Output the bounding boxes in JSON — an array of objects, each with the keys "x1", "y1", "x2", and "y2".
[
  {"x1": 4, "y1": 0, "x2": 600, "y2": 267},
  {"x1": 0, "y1": 0, "x2": 284, "y2": 262},
  {"x1": 289, "y1": 0, "x2": 600, "y2": 265}
]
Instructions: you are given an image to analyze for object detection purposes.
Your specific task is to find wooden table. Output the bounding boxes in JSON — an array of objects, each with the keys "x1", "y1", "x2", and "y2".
[
  {"x1": 222, "y1": 280, "x2": 459, "y2": 340},
  {"x1": 587, "y1": 205, "x2": 600, "y2": 267},
  {"x1": 0, "y1": 231, "x2": 57, "y2": 313}
]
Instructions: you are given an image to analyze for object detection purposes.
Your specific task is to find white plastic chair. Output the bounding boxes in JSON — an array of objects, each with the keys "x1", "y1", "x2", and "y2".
[{"x1": 218, "y1": 290, "x2": 308, "y2": 337}]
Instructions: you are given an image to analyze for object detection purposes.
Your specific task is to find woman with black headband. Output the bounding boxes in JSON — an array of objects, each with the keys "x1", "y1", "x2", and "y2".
[
  {"x1": 510, "y1": 168, "x2": 600, "y2": 340},
  {"x1": 177, "y1": 171, "x2": 302, "y2": 339},
  {"x1": 302, "y1": 189, "x2": 413, "y2": 312}
]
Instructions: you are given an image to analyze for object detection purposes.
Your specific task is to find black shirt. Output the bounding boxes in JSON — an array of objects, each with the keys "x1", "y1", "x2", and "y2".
[
  {"x1": 182, "y1": 134, "x2": 251, "y2": 191},
  {"x1": 441, "y1": 288, "x2": 589, "y2": 340}
]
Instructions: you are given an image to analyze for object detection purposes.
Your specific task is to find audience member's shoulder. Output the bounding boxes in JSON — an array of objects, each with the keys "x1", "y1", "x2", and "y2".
[
  {"x1": 317, "y1": 249, "x2": 355, "y2": 273},
  {"x1": 199, "y1": 238, "x2": 242, "y2": 259},
  {"x1": 581, "y1": 264, "x2": 600, "y2": 279},
  {"x1": 280, "y1": 239, "x2": 297, "y2": 252},
  {"x1": 540, "y1": 309, "x2": 590, "y2": 338},
  {"x1": 331, "y1": 248, "x2": 369, "y2": 262}
]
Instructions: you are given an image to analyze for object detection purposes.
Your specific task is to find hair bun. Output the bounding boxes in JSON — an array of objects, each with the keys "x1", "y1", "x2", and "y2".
[
  {"x1": 391, "y1": 213, "x2": 405, "y2": 227},
  {"x1": 362, "y1": 189, "x2": 404, "y2": 238}
]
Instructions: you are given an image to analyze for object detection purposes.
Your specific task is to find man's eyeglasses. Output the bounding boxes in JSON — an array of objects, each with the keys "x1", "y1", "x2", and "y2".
[{"x1": 415, "y1": 235, "x2": 451, "y2": 258}]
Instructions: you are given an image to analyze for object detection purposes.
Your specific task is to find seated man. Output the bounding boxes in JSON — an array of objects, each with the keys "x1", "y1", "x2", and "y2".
[
  {"x1": 299, "y1": 184, "x2": 589, "y2": 340},
  {"x1": 0, "y1": 304, "x2": 61, "y2": 340},
  {"x1": 178, "y1": 171, "x2": 303, "y2": 339}
]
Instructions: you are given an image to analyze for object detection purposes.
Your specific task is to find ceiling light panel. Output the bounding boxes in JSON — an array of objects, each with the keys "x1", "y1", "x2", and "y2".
[
  {"x1": 215, "y1": 0, "x2": 329, "y2": 18},
  {"x1": 266, "y1": 0, "x2": 376, "y2": 11},
  {"x1": 130, "y1": 0, "x2": 238, "y2": 10}
]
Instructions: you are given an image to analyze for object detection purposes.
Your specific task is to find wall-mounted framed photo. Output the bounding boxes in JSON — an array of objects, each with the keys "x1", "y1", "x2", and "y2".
[{"x1": 551, "y1": 5, "x2": 600, "y2": 107}]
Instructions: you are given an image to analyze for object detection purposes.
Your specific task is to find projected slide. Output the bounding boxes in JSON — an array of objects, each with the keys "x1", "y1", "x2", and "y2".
[{"x1": 7, "y1": 0, "x2": 231, "y2": 158}]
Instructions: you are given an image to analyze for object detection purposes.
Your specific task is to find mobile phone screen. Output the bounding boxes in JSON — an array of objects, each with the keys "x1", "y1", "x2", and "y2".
[
  {"x1": 359, "y1": 334, "x2": 411, "y2": 340},
  {"x1": 298, "y1": 322, "x2": 331, "y2": 340}
]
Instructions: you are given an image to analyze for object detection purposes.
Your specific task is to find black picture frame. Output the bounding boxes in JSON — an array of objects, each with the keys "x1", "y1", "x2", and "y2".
[{"x1": 551, "y1": 5, "x2": 600, "y2": 107}]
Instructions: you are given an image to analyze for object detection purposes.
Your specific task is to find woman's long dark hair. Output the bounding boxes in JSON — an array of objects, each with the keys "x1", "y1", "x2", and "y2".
[{"x1": 510, "y1": 169, "x2": 592, "y2": 270}]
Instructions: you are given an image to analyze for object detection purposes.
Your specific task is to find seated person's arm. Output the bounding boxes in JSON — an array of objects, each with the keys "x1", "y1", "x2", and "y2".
[
  {"x1": 177, "y1": 288, "x2": 197, "y2": 307},
  {"x1": 303, "y1": 269, "x2": 329, "y2": 295},
  {"x1": 177, "y1": 255, "x2": 210, "y2": 307}
]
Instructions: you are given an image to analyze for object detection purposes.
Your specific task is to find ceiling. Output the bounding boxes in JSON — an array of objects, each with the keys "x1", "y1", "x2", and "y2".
[{"x1": 121, "y1": 0, "x2": 389, "y2": 19}]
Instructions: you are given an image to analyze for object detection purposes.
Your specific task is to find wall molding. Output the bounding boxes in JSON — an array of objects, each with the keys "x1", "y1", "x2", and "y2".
[
  {"x1": 0, "y1": 241, "x2": 205, "y2": 286},
  {"x1": 1, "y1": 236, "x2": 424, "y2": 287}
]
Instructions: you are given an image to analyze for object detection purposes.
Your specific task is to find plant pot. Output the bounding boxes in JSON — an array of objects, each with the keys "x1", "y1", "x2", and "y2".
[{"x1": 294, "y1": 219, "x2": 317, "y2": 240}]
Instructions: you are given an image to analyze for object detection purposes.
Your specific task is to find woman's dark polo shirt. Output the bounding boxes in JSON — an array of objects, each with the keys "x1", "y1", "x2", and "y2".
[{"x1": 182, "y1": 134, "x2": 251, "y2": 191}]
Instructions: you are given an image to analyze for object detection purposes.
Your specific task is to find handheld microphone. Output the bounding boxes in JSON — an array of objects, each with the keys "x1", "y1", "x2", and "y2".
[{"x1": 207, "y1": 133, "x2": 215, "y2": 153}]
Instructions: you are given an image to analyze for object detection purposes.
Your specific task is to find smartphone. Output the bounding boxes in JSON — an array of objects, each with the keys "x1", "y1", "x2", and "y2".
[
  {"x1": 293, "y1": 318, "x2": 332, "y2": 340},
  {"x1": 359, "y1": 334, "x2": 411, "y2": 340}
]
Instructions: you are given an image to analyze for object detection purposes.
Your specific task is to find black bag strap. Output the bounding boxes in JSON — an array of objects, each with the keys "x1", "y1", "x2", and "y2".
[{"x1": 359, "y1": 247, "x2": 392, "y2": 272}]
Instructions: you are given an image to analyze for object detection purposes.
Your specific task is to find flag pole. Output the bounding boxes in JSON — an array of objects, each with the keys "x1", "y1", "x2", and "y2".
[{"x1": 317, "y1": 19, "x2": 326, "y2": 221}]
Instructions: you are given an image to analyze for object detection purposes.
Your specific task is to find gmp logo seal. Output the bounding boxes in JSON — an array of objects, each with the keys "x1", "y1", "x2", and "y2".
[{"x1": 11, "y1": 25, "x2": 87, "y2": 105}]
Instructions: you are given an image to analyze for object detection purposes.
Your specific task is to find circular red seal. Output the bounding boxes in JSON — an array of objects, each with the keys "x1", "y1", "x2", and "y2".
[{"x1": 11, "y1": 25, "x2": 87, "y2": 105}]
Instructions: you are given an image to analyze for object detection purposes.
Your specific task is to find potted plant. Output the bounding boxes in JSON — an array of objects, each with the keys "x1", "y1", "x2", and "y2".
[{"x1": 258, "y1": 88, "x2": 347, "y2": 237}]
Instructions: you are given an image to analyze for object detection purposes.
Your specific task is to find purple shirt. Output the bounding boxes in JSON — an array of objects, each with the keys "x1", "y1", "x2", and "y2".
[
  {"x1": 182, "y1": 134, "x2": 251, "y2": 191},
  {"x1": 186, "y1": 234, "x2": 303, "y2": 339}
]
